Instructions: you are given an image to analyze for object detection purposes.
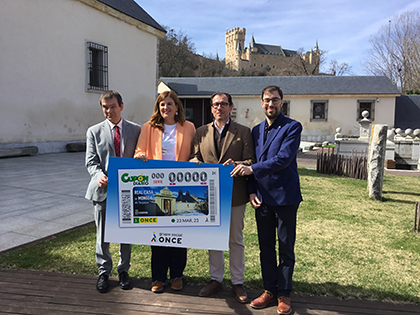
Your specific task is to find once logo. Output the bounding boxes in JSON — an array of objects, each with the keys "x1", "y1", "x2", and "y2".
[
  {"x1": 134, "y1": 217, "x2": 157, "y2": 223},
  {"x1": 158, "y1": 236, "x2": 182, "y2": 244}
]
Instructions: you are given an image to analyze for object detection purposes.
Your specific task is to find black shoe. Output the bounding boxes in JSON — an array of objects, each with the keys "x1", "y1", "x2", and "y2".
[
  {"x1": 96, "y1": 274, "x2": 109, "y2": 293},
  {"x1": 119, "y1": 271, "x2": 130, "y2": 290}
]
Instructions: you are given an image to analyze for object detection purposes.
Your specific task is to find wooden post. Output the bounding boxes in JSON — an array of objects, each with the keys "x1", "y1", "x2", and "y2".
[{"x1": 415, "y1": 202, "x2": 420, "y2": 233}]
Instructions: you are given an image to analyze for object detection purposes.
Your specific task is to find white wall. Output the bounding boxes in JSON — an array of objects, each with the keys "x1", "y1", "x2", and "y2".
[
  {"x1": 0, "y1": 0, "x2": 160, "y2": 151},
  {"x1": 232, "y1": 96, "x2": 266, "y2": 128},
  {"x1": 232, "y1": 95, "x2": 396, "y2": 142}
]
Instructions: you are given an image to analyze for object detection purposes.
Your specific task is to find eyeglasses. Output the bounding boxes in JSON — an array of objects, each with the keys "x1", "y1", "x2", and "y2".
[
  {"x1": 211, "y1": 102, "x2": 230, "y2": 109},
  {"x1": 263, "y1": 98, "x2": 282, "y2": 105}
]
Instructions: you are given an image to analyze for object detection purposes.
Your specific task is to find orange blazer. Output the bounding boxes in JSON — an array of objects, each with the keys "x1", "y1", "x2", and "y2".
[{"x1": 134, "y1": 120, "x2": 196, "y2": 162}]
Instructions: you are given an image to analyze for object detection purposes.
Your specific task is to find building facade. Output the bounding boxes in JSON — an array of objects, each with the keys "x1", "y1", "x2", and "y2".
[
  {"x1": 0, "y1": 0, "x2": 165, "y2": 153},
  {"x1": 158, "y1": 76, "x2": 400, "y2": 143}
]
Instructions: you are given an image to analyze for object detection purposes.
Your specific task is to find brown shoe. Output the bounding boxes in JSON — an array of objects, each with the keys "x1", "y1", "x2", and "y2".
[
  {"x1": 277, "y1": 296, "x2": 292, "y2": 314},
  {"x1": 250, "y1": 290, "x2": 276, "y2": 309},
  {"x1": 198, "y1": 280, "x2": 222, "y2": 297},
  {"x1": 232, "y1": 284, "x2": 248, "y2": 303},
  {"x1": 151, "y1": 281, "x2": 164, "y2": 293},
  {"x1": 171, "y1": 278, "x2": 183, "y2": 291}
]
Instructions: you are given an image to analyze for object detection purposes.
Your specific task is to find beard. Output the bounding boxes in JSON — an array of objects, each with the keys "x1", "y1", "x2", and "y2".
[{"x1": 264, "y1": 107, "x2": 280, "y2": 120}]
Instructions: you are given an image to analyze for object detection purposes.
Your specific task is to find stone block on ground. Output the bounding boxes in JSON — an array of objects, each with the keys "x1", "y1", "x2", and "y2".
[
  {"x1": 385, "y1": 159, "x2": 396, "y2": 169},
  {"x1": 0, "y1": 146, "x2": 38, "y2": 158},
  {"x1": 66, "y1": 142, "x2": 86, "y2": 152}
]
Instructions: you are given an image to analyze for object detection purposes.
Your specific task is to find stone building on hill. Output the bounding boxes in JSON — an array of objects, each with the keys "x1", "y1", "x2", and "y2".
[{"x1": 225, "y1": 27, "x2": 320, "y2": 75}]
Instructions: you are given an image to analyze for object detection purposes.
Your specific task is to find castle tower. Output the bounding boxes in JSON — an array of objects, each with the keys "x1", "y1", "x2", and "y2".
[
  {"x1": 225, "y1": 27, "x2": 246, "y2": 70},
  {"x1": 301, "y1": 40, "x2": 320, "y2": 73}
]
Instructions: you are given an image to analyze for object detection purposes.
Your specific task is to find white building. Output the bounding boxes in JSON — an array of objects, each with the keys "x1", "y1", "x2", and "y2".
[
  {"x1": 158, "y1": 76, "x2": 401, "y2": 142},
  {"x1": 0, "y1": 0, "x2": 165, "y2": 153}
]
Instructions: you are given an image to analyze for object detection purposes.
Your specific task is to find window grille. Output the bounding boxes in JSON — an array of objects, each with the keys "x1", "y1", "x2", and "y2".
[
  {"x1": 87, "y1": 42, "x2": 108, "y2": 91},
  {"x1": 281, "y1": 100, "x2": 290, "y2": 117},
  {"x1": 310, "y1": 100, "x2": 328, "y2": 121}
]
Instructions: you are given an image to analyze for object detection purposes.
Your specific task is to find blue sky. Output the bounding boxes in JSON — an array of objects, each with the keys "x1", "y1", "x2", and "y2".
[{"x1": 136, "y1": 0, "x2": 420, "y2": 74}]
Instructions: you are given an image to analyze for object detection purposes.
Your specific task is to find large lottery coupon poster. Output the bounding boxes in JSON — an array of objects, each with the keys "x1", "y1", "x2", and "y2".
[{"x1": 104, "y1": 157, "x2": 234, "y2": 250}]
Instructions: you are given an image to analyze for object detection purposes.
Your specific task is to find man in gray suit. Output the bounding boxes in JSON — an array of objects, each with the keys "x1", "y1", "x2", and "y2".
[
  {"x1": 85, "y1": 90, "x2": 141, "y2": 293},
  {"x1": 190, "y1": 92, "x2": 255, "y2": 303}
]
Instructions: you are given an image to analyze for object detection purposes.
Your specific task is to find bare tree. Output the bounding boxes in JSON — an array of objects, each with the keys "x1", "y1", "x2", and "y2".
[
  {"x1": 158, "y1": 27, "x2": 196, "y2": 77},
  {"x1": 195, "y1": 53, "x2": 237, "y2": 77},
  {"x1": 158, "y1": 28, "x2": 237, "y2": 78},
  {"x1": 327, "y1": 60, "x2": 353, "y2": 76},
  {"x1": 363, "y1": 10, "x2": 420, "y2": 92}
]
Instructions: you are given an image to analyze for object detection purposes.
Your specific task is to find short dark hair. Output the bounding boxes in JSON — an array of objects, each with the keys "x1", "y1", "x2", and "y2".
[
  {"x1": 261, "y1": 86, "x2": 283, "y2": 100},
  {"x1": 210, "y1": 92, "x2": 233, "y2": 105},
  {"x1": 99, "y1": 90, "x2": 123, "y2": 107}
]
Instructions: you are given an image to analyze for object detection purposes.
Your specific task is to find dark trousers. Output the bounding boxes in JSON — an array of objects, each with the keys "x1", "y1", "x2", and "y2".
[
  {"x1": 255, "y1": 203, "x2": 299, "y2": 297},
  {"x1": 151, "y1": 246, "x2": 187, "y2": 283}
]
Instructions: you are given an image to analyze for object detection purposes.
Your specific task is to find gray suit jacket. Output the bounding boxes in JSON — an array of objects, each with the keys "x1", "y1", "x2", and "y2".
[
  {"x1": 85, "y1": 119, "x2": 141, "y2": 202},
  {"x1": 190, "y1": 120, "x2": 255, "y2": 206}
]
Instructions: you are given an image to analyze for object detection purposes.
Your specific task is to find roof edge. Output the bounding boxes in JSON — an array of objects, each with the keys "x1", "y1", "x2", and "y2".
[{"x1": 76, "y1": 0, "x2": 165, "y2": 39}]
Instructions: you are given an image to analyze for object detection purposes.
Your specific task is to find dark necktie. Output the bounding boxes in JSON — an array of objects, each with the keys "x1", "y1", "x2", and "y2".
[
  {"x1": 264, "y1": 124, "x2": 270, "y2": 144},
  {"x1": 114, "y1": 126, "x2": 121, "y2": 157}
]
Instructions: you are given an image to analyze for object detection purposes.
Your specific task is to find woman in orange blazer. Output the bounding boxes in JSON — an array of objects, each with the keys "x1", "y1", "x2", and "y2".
[{"x1": 134, "y1": 90, "x2": 195, "y2": 293}]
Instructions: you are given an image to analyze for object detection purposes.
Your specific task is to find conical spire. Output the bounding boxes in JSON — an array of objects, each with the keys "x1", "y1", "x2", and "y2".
[{"x1": 250, "y1": 35, "x2": 255, "y2": 48}]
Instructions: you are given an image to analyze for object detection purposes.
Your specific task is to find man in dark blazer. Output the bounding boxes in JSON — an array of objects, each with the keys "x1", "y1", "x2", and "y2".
[
  {"x1": 231, "y1": 86, "x2": 302, "y2": 314},
  {"x1": 85, "y1": 90, "x2": 141, "y2": 293},
  {"x1": 190, "y1": 92, "x2": 255, "y2": 303}
]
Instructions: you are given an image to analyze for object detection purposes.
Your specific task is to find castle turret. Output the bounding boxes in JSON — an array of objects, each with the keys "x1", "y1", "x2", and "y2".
[{"x1": 224, "y1": 27, "x2": 320, "y2": 74}]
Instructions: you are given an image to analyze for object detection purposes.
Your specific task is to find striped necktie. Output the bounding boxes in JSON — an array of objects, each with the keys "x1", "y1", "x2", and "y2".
[{"x1": 114, "y1": 126, "x2": 121, "y2": 157}]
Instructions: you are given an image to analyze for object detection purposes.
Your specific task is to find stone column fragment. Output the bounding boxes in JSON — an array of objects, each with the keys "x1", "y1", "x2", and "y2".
[{"x1": 367, "y1": 124, "x2": 388, "y2": 200}]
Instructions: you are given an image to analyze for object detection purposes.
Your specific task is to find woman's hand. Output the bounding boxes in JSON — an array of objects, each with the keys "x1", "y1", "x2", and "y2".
[{"x1": 134, "y1": 153, "x2": 148, "y2": 162}]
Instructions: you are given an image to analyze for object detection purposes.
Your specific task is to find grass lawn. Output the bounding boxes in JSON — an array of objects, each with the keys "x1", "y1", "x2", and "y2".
[{"x1": 1, "y1": 168, "x2": 419, "y2": 303}]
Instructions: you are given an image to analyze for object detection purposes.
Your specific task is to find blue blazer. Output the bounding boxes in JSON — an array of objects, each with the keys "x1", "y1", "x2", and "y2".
[{"x1": 248, "y1": 113, "x2": 302, "y2": 206}]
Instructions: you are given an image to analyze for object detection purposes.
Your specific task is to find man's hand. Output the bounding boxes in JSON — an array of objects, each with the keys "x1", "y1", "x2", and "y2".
[
  {"x1": 230, "y1": 164, "x2": 253, "y2": 177},
  {"x1": 98, "y1": 176, "x2": 109, "y2": 188},
  {"x1": 223, "y1": 158, "x2": 236, "y2": 166},
  {"x1": 249, "y1": 193, "x2": 262, "y2": 209}
]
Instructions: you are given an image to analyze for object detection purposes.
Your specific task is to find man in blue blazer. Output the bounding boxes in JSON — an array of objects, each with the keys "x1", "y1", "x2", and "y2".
[
  {"x1": 231, "y1": 85, "x2": 302, "y2": 314},
  {"x1": 85, "y1": 90, "x2": 141, "y2": 293}
]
